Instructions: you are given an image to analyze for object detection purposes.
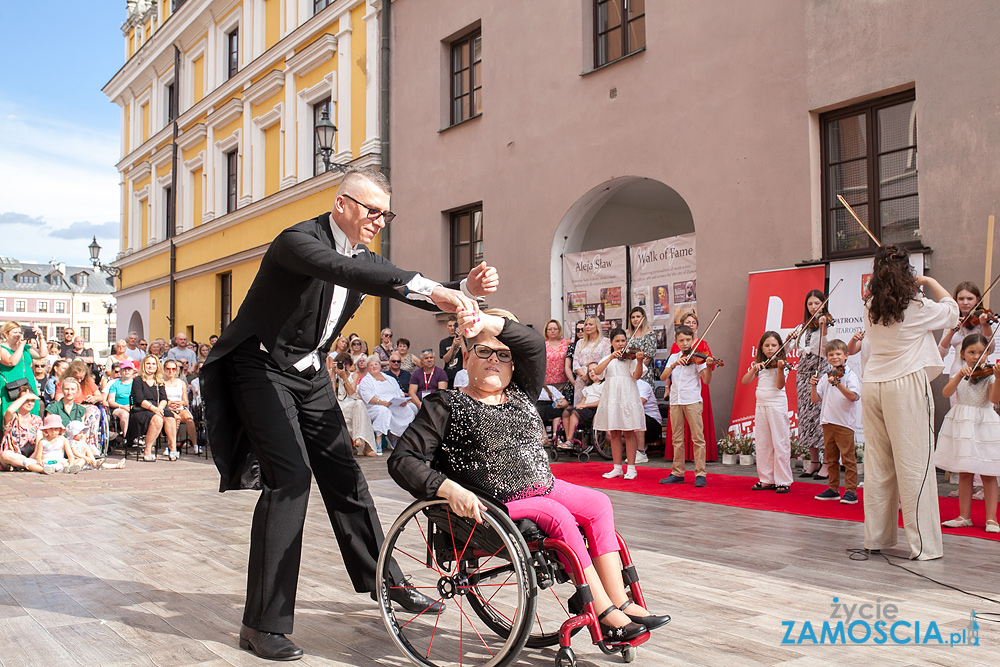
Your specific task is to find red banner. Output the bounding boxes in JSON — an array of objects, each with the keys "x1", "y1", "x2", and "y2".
[{"x1": 728, "y1": 266, "x2": 827, "y2": 437}]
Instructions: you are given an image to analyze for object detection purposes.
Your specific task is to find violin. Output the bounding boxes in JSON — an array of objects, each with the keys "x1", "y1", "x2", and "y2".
[
  {"x1": 957, "y1": 308, "x2": 1000, "y2": 330},
  {"x1": 759, "y1": 358, "x2": 784, "y2": 370},
  {"x1": 682, "y1": 350, "x2": 724, "y2": 368},
  {"x1": 807, "y1": 311, "x2": 836, "y2": 329},
  {"x1": 966, "y1": 363, "x2": 996, "y2": 384},
  {"x1": 619, "y1": 349, "x2": 642, "y2": 360},
  {"x1": 826, "y1": 365, "x2": 846, "y2": 381}
]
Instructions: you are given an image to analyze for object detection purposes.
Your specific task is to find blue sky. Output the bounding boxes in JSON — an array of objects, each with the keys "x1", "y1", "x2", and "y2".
[{"x1": 0, "y1": 2, "x2": 124, "y2": 266}]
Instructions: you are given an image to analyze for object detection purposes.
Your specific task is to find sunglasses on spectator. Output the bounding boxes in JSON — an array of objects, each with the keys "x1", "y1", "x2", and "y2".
[
  {"x1": 389, "y1": 359, "x2": 401, "y2": 364},
  {"x1": 341, "y1": 194, "x2": 396, "y2": 224},
  {"x1": 469, "y1": 344, "x2": 513, "y2": 363},
  {"x1": 351, "y1": 341, "x2": 363, "y2": 346}
]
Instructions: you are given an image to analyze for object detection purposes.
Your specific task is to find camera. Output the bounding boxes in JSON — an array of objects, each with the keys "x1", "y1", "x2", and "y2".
[
  {"x1": 336, "y1": 361, "x2": 345, "y2": 370},
  {"x1": 21, "y1": 326, "x2": 36, "y2": 341}
]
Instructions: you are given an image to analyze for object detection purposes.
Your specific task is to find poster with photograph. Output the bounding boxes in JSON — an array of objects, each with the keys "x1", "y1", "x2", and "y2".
[
  {"x1": 562, "y1": 245, "x2": 627, "y2": 335},
  {"x1": 629, "y1": 234, "x2": 697, "y2": 353},
  {"x1": 602, "y1": 318, "x2": 623, "y2": 336},
  {"x1": 631, "y1": 286, "x2": 650, "y2": 309}
]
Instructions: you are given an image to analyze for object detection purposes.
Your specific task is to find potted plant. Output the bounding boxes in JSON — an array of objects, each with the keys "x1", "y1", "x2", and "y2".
[
  {"x1": 738, "y1": 434, "x2": 755, "y2": 467},
  {"x1": 855, "y1": 443, "x2": 864, "y2": 477},
  {"x1": 718, "y1": 435, "x2": 740, "y2": 465},
  {"x1": 789, "y1": 435, "x2": 801, "y2": 471}
]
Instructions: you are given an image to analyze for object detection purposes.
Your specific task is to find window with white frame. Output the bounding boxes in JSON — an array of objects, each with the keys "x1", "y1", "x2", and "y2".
[
  {"x1": 37, "y1": 301, "x2": 48, "y2": 313},
  {"x1": 80, "y1": 326, "x2": 90, "y2": 343},
  {"x1": 55, "y1": 301, "x2": 66, "y2": 314},
  {"x1": 227, "y1": 29, "x2": 239, "y2": 80},
  {"x1": 15, "y1": 300, "x2": 26, "y2": 313},
  {"x1": 82, "y1": 302, "x2": 90, "y2": 313},
  {"x1": 0, "y1": 299, "x2": 4, "y2": 311}
]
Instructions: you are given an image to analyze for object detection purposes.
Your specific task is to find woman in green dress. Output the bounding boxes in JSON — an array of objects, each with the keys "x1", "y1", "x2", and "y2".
[{"x1": 1, "y1": 321, "x2": 45, "y2": 417}]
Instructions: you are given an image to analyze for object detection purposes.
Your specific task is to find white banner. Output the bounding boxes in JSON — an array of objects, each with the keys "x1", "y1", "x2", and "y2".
[
  {"x1": 628, "y1": 234, "x2": 697, "y2": 354},
  {"x1": 562, "y1": 245, "x2": 628, "y2": 337}
]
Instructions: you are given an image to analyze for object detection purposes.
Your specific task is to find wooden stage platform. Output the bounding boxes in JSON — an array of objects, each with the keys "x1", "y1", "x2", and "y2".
[{"x1": 0, "y1": 455, "x2": 996, "y2": 666}]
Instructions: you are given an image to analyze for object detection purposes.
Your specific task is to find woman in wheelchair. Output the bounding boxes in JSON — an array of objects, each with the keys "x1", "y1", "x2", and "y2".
[{"x1": 388, "y1": 309, "x2": 669, "y2": 643}]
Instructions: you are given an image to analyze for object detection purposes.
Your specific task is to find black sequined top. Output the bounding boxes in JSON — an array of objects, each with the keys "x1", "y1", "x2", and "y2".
[{"x1": 388, "y1": 319, "x2": 554, "y2": 504}]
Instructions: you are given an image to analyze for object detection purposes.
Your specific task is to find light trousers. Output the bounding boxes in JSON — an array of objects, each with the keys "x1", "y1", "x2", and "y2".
[
  {"x1": 670, "y1": 402, "x2": 706, "y2": 477},
  {"x1": 754, "y1": 405, "x2": 792, "y2": 486},
  {"x1": 861, "y1": 370, "x2": 942, "y2": 560}
]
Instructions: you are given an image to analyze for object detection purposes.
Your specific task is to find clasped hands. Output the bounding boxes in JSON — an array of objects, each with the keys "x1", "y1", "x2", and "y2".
[{"x1": 430, "y1": 261, "x2": 500, "y2": 339}]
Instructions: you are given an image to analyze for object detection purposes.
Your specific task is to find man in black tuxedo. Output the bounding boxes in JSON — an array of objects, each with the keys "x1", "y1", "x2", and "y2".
[{"x1": 202, "y1": 167, "x2": 497, "y2": 660}]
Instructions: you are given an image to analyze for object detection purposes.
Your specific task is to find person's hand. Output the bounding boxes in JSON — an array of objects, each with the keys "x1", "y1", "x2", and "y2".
[
  {"x1": 455, "y1": 305, "x2": 484, "y2": 338},
  {"x1": 915, "y1": 275, "x2": 930, "y2": 288},
  {"x1": 676, "y1": 355, "x2": 690, "y2": 366},
  {"x1": 635, "y1": 350, "x2": 644, "y2": 363},
  {"x1": 613, "y1": 348, "x2": 623, "y2": 359},
  {"x1": 439, "y1": 480, "x2": 488, "y2": 523},
  {"x1": 32, "y1": 326, "x2": 44, "y2": 341},
  {"x1": 992, "y1": 364, "x2": 1000, "y2": 379},
  {"x1": 852, "y1": 330, "x2": 866, "y2": 342},
  {"x1": 776, "y1": 359, "x2": 786, "y2": 369},
  {"x1": 809, "y1": 375, "x2": 819, "y2": 386},
  {"x1": 959, "y1": 365, "x2": 973, "y2": 379},
  {"x1": 980, "y1": 313, "x2": 991, "y2": 327},
  {"x1": 817, "y1": 315, "x2": 828, "y2": 327},
  {"x1": 465, "y1": 261, "x2": 499, "y2": 297},
  {"x1": 830, "y1": 377, "x2": 841, "y2": 387},
  {"x1": 168, "y1": 401, "x2": 182, "y2": 410},
  {"x1": 431, "y1": 285, "x2": 480, "y2": 319}
]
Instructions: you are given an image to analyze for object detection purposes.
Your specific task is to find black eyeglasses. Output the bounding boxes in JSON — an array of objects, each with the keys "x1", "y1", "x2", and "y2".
[
  {"x1": 342, "y1": 194, "x2": 396, "y2": 224},
  {"x1": 469, "y1": 344, "x2": 513, "y2": 363}
]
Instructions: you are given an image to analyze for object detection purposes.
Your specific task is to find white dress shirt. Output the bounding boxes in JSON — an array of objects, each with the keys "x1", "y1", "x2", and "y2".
[
  {"x1": 815, "y1": 366, "x2": 862, "y2": 430},
  {"x1": 665, "y1": 352, "x2": 704, "y2": 406},
  {"x1": 864, "y1": 296, "x2": 958, "y2": 383}
]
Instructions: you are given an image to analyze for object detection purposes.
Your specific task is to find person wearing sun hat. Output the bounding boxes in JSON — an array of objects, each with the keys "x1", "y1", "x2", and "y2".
[{"x1": 35, "y1": 414, "x2": 80, "y2": 474}]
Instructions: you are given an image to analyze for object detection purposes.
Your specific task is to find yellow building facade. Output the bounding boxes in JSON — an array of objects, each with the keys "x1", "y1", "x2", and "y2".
[{"x1": 104, "y1": 0, "x2": 384, "y2": 345}]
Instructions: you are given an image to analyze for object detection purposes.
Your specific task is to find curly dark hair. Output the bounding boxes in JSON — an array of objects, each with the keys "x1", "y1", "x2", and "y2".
[{"x1": 865, "y1": 245, "x2": 918, "y2": 326}]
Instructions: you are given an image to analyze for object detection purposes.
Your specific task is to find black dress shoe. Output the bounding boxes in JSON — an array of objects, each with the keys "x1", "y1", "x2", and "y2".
[
  {"x1": 619, "y1": 600, "x2": 671, "y2": 631},
  {"x1": 239, "y1": 625, "x2": 303, "y2": 661},
  {"x1": 597, "y1": 606, "x2": 646, "y2": 642},
  {"x1": 372, "y1": 578, "x2": 445, "y2": 614}
]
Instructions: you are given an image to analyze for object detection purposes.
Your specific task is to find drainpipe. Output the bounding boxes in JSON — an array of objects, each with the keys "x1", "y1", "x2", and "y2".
[
  {"x1": 168, "y1": 44, "x2": 180, "y2": 339},
  {"x1": 379, "y1": 0, "x2": 391, "y2": 329}
]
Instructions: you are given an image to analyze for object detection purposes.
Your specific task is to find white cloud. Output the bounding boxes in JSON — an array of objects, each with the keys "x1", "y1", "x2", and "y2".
[{"x1": 0, "y1": 101, "x2": 120, "y2": 265}]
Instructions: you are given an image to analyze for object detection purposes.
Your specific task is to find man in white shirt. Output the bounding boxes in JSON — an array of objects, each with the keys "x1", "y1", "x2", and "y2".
[
  {"x1": 659, "y1": 326, "x2": 714, "y2": 486},
  {"x1": 123, "y1": 331, "x2": 145, "y2": 363},
  {"x1": 202, "y1": 167, "x2": 499, "y2": 661}
]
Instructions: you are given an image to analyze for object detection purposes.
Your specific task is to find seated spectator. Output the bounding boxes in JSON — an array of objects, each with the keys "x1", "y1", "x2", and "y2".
[
  {"x1": 42, "y1": 359, "x2": 69, "y2": 408},
  {"x1": 354, "y1": 355, "x2": 369, "y2": 385},
  {"x1": 384, "y1": 351, "x2": 411, "y2": 391},
  {"x1": 35, "y1": 414, "x2": 79, "y2": 473},
  {"x1": 331, "y1": 352, "x2": 378, "y2": 457},
  {"x1": 635, "y1": 379, "x2": 663, "y2": 464},
  {"x1": 46, "y1": 341, "x2": 60, "y2": 366},
  {"x1": 129, "y1": 355, "x2": 172, "y2": 462},
  {"x1": 408, "y1": 349, "x2": 449, "y2": 409},
  {"x1": 1, "y1": 389, "x2": 49, "y2": 473},
  {"x1": 105, "y1": 360, "x2": 136, "y2": 438},
  {"x1": 373, "y1": 328, "x2": 395, "y2": 362},
  {"x1": 138, "y1": 339, "x2": 148, "y2": 354},
  {"x1": 47, "y1": 377, "x2": 88, "y2": 424},
  {"x1": 30, "y1": 358, "x2": 49, "y2": 398},
  {"x1": 395, "y1": 337, "x2": 421, "y2": 373},
  {"x1": 163, "y1": 359, "x2": 197, "y2": 453},
  {"x1": 349, "y1": 337, "x2": 368, "y2": 364},
  {"x1": 148, "y1": 340, "x2": 164, "y2": 360},
  {"x1": 123, "y1": 332, "x2": 145, "y2": 363},
  {"x1": 166, "y1": 333, "x2": 198, "y2": 368},
  {"x1": 101, "y1": 362, "x2": 120, "y2": 393},
  {"x1": 359, "y1": 355, "x2": 417, "y2": 454},
  {"x1": 58, "y1": 360, "x2": 107, "y2": 454},
  {"x1": 65, "y1": 420, "x2": 125, "y2": 470},
  {"x1": 106, "y1": 339, "x2": 129, "y2": 373},
  {"x1": 196, "y1": 343, "x2": 211, "y2": 367},
  {"x1": 536, "y1": 383, "x2": 570, "y2": 442},
  {"x1": 563, "y1": 362, "x2": 604, "y2": 445},
  {"x1": 64, "y1": 336, "x2": 96, "y2": 366}
]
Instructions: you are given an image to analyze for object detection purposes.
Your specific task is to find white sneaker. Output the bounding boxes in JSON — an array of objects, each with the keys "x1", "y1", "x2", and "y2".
[
  {"x1": 623, "y1": 467, "x2": 637, "y2": 480},
  {"x1": 602, "y1": 468, "x2": 623, "y2": 479},
  {"x1": 635, "y1": 451, "x2": 649, "y2": 464}
]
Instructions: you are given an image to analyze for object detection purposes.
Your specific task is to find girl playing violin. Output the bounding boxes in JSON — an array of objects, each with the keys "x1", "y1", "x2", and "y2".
[
  {"x1": 742, "y1": 331, "x2": 792, "y2": 493},
  {"x1": 594, "y1": 329, "x2": 646, "y2": 480},
  {"x1": 792, "y1": 290, "x2": 831, "y2": 479},
  {"x1": 938, "y1": 282, "x2": 995, "y2": 400},
  {"x1": 934, "y1": 334, "x2": 1000, "y2": 533}
]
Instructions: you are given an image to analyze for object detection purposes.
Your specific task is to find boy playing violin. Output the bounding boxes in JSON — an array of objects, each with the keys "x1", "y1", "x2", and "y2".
[
  {"x1": 810, "y1": 339, "x2": 861, "y2": 504},
  {"x1": 660, "y1": 326, "x2": 714, "y2": 487}
]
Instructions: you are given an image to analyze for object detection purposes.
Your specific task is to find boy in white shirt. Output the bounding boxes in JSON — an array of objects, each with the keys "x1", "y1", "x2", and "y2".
[
  {"x1": 659, "y1": 326, "x2": 714, "y2": 487},
  {"x1": 810, "y1": 339, "x2": 862, "y2": 504},
  {"x1": 635, "y1": 379, "x2": 662, "y2": 464}
]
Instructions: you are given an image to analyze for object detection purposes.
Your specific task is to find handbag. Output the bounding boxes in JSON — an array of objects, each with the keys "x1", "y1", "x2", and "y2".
[{"x1": 4, "y1": 378, "x2": 29, "y2": 402}]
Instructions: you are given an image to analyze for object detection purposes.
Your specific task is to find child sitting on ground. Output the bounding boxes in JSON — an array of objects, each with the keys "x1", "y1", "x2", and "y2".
[
  {"x1": 35, "y1": 415, "x2": 79, "y2": 474},
  {"x1": 66, "y1": 421, "x2": 126, "y2": 470}
]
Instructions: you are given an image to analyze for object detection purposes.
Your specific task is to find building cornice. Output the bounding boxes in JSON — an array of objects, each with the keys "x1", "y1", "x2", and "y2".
[
  {"x1": 286, "y1": 33, "x2": 339, "y2": 77},
  {"x1": 206, "y1": 97, "x2": 244, "y2": 130},
  {"x1": 177, "y1": 123, "x2": 208, "y2": 151},
  {"x1": 243, "y1": 70, "x2": 286, "y2": 106}
]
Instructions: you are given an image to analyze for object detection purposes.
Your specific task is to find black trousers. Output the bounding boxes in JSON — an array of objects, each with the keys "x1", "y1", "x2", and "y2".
[{"x1": 226, "y1": 340, "x2": 403, "y2": 634}]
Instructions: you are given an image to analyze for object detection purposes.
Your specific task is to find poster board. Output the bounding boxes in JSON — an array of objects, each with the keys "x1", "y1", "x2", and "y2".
[
  {"x1": 562, "y1": 245, "x2": 628, "y2": 337},
  {"x1": 628, "y1": 234, "x2": 697, "y2": 357}
]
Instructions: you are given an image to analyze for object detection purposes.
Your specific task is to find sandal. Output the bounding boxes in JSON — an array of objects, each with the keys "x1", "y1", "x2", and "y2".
[
  {"x1": 168, "y1": 451, "x2": 179, "y2": 461},
  {"x1": 751, "y1": 482, "x2": 776, "y2": 491},
  {"x1": 597, "y1": 605, "x2": 646, "y2": 642},
  {"x1": 986, "y1": 520, "x2": 1000, "y2": 534},
  {"x1": 143, "y1": 454, "x2": 156, "y2": 462},
  {"x1": 775, "y1": 485, "x2": 791, "y2": 494}
]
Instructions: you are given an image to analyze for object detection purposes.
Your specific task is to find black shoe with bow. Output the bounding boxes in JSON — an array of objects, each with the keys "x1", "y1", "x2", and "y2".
[
  {"x1": 372, "y1": 576, "x2": 445, "y2": 614},
  {"x1": 239, "y1": 625, "x2": 303, "y2": 661},
  {"x1": 597, "y1": 606, "x2": 646, "y2": 642},
  {"x1": 619, "y1": 600, "x2": 671, "y2": 631}
]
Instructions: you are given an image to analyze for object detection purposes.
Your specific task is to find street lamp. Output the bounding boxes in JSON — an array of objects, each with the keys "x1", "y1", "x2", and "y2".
[
  {"x1": 314, "y1": 108, "x2": 347, "y2": 173},
  {"x1": 88, "y1": 237, "x2": 121, "y2": 278}
]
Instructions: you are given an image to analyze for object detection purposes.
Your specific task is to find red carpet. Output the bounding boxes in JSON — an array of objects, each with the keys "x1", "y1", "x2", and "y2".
[{"x1": 551, "y1": 462, "x2": 1000, "y2": 543}]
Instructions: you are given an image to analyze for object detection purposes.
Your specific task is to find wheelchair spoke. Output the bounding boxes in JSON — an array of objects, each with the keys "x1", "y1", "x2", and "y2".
[
  {"x1": 399, "y1": 596, "x2": 447, "y2": 629},
  {"x1": 467, "y1": 587, "x2": 514, "y2": 626},
  {"x1": 394, "y1": 546, "x2": 444, "y2": 573},
  {"x1": 464, "y1": 546, "x2": 505, "y2": 578},
  {"x1": 415, "y1": 517, "x2": 447, "y2": 576},
  {"x1": 425, "y1": 603, "x2": 443, "y2": 659},
  {"x1": 457, "y1": 592, "x2": 495, "y2": 658}
]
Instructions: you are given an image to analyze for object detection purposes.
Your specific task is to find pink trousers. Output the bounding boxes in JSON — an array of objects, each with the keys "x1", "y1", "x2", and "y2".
[{"x1": 505, "y1": 479, "x2": 618, "y2": 569}]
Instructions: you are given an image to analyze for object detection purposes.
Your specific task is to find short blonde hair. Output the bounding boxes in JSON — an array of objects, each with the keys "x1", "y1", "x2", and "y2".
[
  {"x1": 544, "y1": 319, "x2": 563, "y2": 337},
  {"x1": 1, "y1": 321, "x2": 21, "y2": 338}
]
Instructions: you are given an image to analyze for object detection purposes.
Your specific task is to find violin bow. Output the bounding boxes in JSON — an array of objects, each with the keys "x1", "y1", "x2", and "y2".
[
  {"x1": 957, "y1": 272, "x2": 1000, "y2": 331},
  {"x1": 683, "y1": 309, "x2": 721, "y2": 363},
  {"x1": 837, "y1": 194, "x2": 882, "y2": 248},
  {"x1": 967, "y1": 314, "x2": 1000, "y2": 378},
  {"x1": 760, "y1": 279, "x2": 844, "y2": 370},
  {"x1": 623, "y1": 312, "x2": 647, "y2": 353}
]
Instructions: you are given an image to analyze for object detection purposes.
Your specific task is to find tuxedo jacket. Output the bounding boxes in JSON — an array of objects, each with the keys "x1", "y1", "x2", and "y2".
[{"x1": 202, "y1": 212, "x2": 454, "y2": 491}]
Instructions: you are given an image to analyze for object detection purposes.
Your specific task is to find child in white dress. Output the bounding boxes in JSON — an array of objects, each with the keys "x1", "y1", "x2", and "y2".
[
  {"x1": 741, "y1": 331, "x2": 792, "y2": 492},
  {"x1": 34, "y1": 414, "x2": 77, "y2": 473},
  {"x1": 594, "y1": 329, "x2": 646, "y2": 480},
  {"x1": 934, "y1": 333, "x2": 1000, "y2": 533}
]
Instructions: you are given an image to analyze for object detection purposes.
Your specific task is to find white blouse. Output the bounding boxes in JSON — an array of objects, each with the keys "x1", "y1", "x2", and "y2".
[{"x1": 864, "y1": 296, "x2": 958, "y2": 383}]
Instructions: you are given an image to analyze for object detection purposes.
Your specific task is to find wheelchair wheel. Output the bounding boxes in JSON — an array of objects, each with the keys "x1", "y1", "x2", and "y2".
[
  {"x1": 377, "y1": 499, "x2": 536, "y2": 667},
  {"x1": 593, "y1": 430, "x2": 612, "y2": 460}
]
